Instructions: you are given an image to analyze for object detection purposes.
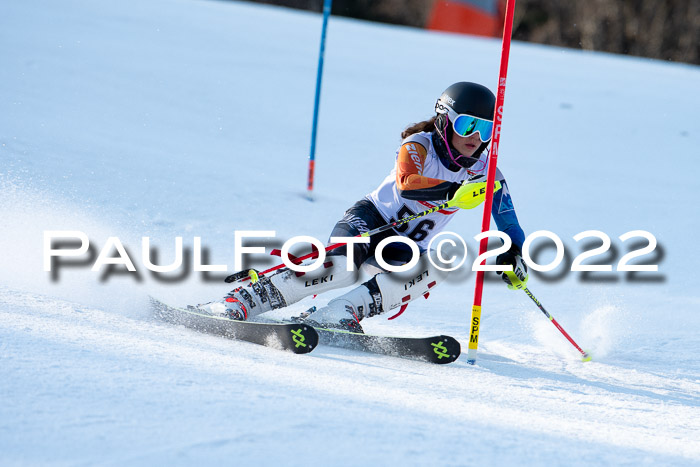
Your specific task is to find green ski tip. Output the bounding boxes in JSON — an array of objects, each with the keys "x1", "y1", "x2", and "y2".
[{"x1": 581, "y1": 351, "x2": 592, "y2": 362}]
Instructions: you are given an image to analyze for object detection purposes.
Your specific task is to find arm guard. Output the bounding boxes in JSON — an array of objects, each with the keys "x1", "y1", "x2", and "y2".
[
  {"x1": 491, "y1": 179, "x2": 525, "y2": 248},
  {"x1": 395, "y1": 141, "x2": 459, "y2": 201}
]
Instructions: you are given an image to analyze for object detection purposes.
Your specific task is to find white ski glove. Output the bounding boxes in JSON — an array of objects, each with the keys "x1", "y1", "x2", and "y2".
[{"x1": 496, "y1": 244, "x2": 528, "y2": 290}]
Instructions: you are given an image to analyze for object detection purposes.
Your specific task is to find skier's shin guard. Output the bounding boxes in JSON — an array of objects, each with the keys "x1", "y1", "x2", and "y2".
[
  {"x1": 370, "y1": 255, "x2": 449, "y2": 313},
  {"x1": 304, "y1": 255, "x2": 449, "y2": 326},
  {"x1": 268, "y1": 254, "x2": 359, "y2": 306}
]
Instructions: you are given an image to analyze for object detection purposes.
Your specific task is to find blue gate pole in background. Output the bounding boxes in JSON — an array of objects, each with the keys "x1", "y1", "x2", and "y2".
[{"x1": 306, "y1": 0, "x2": 332, "y2": 199}]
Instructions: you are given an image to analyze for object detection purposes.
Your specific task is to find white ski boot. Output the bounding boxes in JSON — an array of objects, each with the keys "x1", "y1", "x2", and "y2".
[
  {"x1": 198, "y1": 255, "x2": 358, "y2": 321},
  {"x1": 296, "y1": 255, "x2": 450, "y2": 330},
  {"x1": 196, "y1": 275, "x2": 287, "y2": 320},
  {"x1": 296, "y1": 281, "x2": 384, "y2": 333}
]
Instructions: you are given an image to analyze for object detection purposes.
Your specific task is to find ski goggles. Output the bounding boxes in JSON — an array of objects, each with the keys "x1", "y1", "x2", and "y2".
[{"x1": 449, "y1": 112, "x2": 494, "y2": 143}]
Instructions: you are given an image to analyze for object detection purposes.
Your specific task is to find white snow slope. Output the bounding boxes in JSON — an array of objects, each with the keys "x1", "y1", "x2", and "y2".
[{"x1": 1, "y1": 0, "x2": 699, "y2": 465}]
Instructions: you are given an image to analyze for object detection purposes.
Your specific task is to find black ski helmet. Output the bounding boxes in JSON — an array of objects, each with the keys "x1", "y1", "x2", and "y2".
[{"x1": 433, "y1": 82, "x2": 496, "y2": 170}]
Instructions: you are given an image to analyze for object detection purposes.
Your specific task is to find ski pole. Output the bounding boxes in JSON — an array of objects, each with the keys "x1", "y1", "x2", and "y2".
[
  {"x1": 522, "y1": 287, "x2": 591, "y2": 361},
  {"x1": 225, "y1": 179, "x2": 501, "y2": 283},
  {"x1": 225, "y1": 199, "x2": 454, "y2": 284}
]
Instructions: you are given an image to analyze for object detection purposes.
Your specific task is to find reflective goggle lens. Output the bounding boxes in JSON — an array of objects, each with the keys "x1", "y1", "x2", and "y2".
[{"x1": 452, "y1": 114, "x2": 494, "y2": 142}]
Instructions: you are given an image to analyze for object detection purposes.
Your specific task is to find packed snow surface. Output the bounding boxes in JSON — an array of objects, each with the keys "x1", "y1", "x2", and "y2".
[{"x1": 1, "y1": 0, "x2": 699, "y2": 464}]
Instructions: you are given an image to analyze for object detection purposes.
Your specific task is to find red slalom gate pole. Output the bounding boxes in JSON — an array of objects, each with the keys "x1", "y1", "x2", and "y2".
[{"x1": 466, "y1": 0, "x2": 517, "y2": 365}]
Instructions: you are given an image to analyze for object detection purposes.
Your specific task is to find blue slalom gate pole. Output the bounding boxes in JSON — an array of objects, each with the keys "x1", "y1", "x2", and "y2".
[{"x1": 306, "y1": 0, "x2": 332, "y2": 198}]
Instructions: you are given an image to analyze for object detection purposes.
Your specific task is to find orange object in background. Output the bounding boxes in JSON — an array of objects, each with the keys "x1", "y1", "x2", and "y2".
[{"x1": 427, "y1": 0, "x2": 504, "y2": 37}]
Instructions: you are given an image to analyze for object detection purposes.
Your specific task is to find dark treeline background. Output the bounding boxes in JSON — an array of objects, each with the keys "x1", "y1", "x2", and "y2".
[{"x1": 243, "y1": 0, "x2": 699, "y2": 65}]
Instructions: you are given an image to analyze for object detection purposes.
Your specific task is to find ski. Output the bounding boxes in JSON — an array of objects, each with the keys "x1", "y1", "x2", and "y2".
[
  {"x1": 313, "y1": 326, "x2": 461, "y2": 364},
  {"x1": 150, "y1": 297, "x2": 318, "y2": 354}
]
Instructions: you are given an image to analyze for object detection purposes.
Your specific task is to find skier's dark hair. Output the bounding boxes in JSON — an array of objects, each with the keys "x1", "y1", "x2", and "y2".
[{"x1": 401, "y1": 116, "x2": 436, "y2": 139}]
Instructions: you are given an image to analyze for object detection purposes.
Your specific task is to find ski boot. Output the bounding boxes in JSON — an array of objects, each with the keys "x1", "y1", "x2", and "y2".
[
  {"x1": 193, "y1": 291, "x2": 249, "y2": 321},
  {"x1": 196, "y1": 275, "x2": 287, "y2": 321},
  {"x1": 294, "y1": 282, "x2": 385, "y2": 333},
  {"x1": 295, "y1": 304, "x2": 364, "y2": 333}
]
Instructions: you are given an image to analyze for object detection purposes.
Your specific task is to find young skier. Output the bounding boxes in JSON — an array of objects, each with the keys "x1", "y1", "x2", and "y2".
[{"x1": 201, "y1": 82, "x2": 529, "y2": 331}]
